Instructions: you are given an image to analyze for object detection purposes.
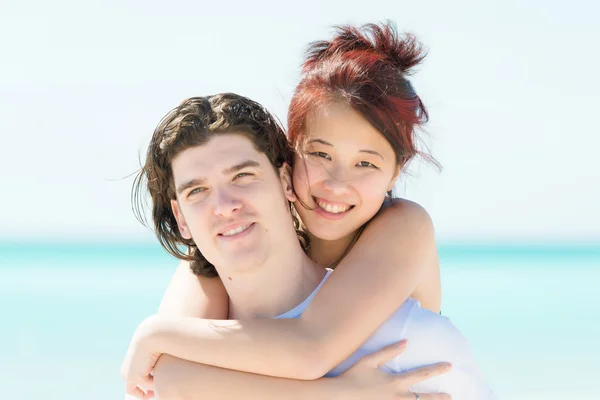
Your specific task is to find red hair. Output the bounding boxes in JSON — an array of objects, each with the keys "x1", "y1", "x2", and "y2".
[{"x1": 288, "y1": 22, "x2": 435, "y2": 167}]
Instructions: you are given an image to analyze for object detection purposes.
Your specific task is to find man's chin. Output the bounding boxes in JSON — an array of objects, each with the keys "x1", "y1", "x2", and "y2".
[{"x1": 219, "y1": 250, "x2": 268, "y2": 276}]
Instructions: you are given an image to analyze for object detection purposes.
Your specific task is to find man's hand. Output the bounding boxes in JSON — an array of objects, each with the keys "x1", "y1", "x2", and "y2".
[{"x1": 120, "y1": 317, "x2": 161, "y2": 399}]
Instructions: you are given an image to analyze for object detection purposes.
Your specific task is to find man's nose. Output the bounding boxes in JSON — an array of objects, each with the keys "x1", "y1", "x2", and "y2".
[{"x1": 212, "y1": 187, "x2": 242, "y2": 217}]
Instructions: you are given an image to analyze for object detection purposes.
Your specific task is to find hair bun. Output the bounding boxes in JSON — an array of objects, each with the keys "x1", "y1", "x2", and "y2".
[{"x1": 303, "y1": 21, "x2": 426, "y2": 76}]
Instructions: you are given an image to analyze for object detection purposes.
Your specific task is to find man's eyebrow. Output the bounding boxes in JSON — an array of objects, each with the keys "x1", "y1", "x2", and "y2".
[
  {"x1": 223, "y1": 160, "x2": 261, "y2": 175},
  {"x1": 309, "y1": 138, "x2": 384, "y2": 160},
  {"x1": 176, "y1": 178, "x2": 205, "y2": 195},
  {"x1": 175, "y1": 160, "x2": 260, "y2": 196}
]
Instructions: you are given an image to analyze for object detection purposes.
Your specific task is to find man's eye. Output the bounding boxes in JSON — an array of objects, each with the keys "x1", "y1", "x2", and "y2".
[
  {"x1": 357, "y1": 161, "x2": 377, "y2": 168},
  {"x1": 235, "y1": 172, "x2": 253, "y2": 179},
  {"x1": 309, "y1": 151, "x2": 331, "y2": 160},
  {"x1": 188, "y1": 187, "x2": 205, "y2": 196}
]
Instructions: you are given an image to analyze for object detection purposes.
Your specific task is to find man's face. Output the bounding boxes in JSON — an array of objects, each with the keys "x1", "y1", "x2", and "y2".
[{"x1": 170, "y1": 133, "x2": 296, "y2": 277}]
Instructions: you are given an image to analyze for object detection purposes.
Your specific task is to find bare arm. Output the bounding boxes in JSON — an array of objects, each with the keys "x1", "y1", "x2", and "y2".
[
  {"x1": 153, "y1": 355, "x2": 336, "y2": 400},
  {"x1": 386, "y1": 198, "x2": 441, "y2": 313},
  {"x1": 152, "y1": 345, "x2": 451, "y2": 400},
  {"x1": 137, "y1": 200, "x2": 441, "y2": 380},
  {"x1": 157, "y1": 259, "x2": 229, "y2": 319}
]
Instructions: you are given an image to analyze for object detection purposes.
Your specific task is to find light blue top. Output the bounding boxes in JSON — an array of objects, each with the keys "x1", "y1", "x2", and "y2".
[{"x1": 276, "y1": 270, "x2": 497, "y2": 399}]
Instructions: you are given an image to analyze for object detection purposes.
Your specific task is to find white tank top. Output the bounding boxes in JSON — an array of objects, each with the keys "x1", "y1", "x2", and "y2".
[{"x1": 276, "y1": 270, "x2": 497, "y2": 399}]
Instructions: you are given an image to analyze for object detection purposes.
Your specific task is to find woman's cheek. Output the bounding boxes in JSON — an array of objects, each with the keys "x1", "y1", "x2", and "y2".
[
  {"x1": 293, "y1": 160, "x2": 320, "y2": 198},
  {"x1": 292, "y1": 162, "x2": 307, "y2": 189},
  {"x1": 357, "y1": 177, "x2": 388, "y2": 206}
]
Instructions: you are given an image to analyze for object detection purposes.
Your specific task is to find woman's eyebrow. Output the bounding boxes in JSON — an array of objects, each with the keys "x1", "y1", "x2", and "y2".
[
  {"x1": 309, "y1": 138, "x2": 384, "y2": 160},
  {"x1": 308, "y1": 138, "x2": 333, "y2": 146},
  {"x1": 359, "y1": 149, "x2": 384, "y2": 160}
]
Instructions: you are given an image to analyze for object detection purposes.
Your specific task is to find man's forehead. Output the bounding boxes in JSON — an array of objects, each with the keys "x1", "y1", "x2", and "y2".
[{"x1": 171, "y1": 135, "x2": 266, "y2": 182}]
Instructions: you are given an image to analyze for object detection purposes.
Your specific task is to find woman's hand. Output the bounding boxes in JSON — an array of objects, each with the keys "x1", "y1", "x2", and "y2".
[{"x1": 330, "y1": 341, "x2": 452, "y2": 400}]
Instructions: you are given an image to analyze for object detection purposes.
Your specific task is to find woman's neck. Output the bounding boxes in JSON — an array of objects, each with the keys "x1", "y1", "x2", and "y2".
[{"x1": 307, "y1": 230, "x2": 359, "y2": 268}]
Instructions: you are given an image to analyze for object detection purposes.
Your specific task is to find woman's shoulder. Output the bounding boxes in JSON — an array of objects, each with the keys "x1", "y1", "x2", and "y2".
[
  {"x1": 382, "y1": 197, "x2": 430, "y2": 215},
  {"x1": 373, "y1": 197, "x2": 433, "y2": 231},
  {"x1": 352, "y1": 197, "x2": 436, "y2": 252}
]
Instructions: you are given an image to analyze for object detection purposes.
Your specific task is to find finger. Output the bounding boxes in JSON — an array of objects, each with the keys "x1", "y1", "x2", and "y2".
[
  {"x1": 357, "y1": 340, "x2": 407, "y2": 368},
  {"x1": 397, "y1": 362, "x2": 452, "y2": 385},
  {"x1": 141, "y1": 376, "x2": 155, "y2": 390},
  {"x1": 126, "y1": 385, "x2": 147, "y2": 399},
  {"x1": 142, "y1": 390, "x2": 155, "y2": 400},
  {"x1": 403, "y1": 393, "x2": 451, "y2": 400}
]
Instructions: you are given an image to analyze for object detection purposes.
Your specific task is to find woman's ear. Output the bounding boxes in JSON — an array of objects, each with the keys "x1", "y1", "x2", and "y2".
[
  {"x1": 279, "y1": 163, "x2": 297, "y2": 202},
  {"x1": 387, "y1": 164, "x2": 402, "y2": 192},
  {"x1": 171, "y1": 199, "x2": 192, "y2": 239}
]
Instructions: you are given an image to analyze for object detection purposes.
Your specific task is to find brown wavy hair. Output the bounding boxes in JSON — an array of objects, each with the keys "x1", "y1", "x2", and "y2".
[{"x1": 132, "y1": 93, "x2": 308, "y2": 277}]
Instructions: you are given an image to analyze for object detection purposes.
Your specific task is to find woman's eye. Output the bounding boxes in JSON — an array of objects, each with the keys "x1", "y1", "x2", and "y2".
[
  {"x1": 357, "y1": 161, "x2": 377, "y2": 168},
  {"x1": 309, "y1": 151, "x2": 331, "y2": 160}
]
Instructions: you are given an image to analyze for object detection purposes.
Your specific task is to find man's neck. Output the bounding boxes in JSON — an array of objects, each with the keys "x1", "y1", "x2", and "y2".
[{"x1": 223, "y1": 244, "x2": 325, "y2": 319}]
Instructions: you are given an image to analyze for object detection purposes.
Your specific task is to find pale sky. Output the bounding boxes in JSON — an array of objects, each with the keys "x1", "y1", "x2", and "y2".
[{"x1": 1, "y1": 0, "x2": 598, "y2": 242}]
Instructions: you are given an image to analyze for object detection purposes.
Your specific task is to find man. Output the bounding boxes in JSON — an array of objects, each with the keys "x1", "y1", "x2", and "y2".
[{"x1": 122, "y1": 93, "x2": 494, "y2": 399}]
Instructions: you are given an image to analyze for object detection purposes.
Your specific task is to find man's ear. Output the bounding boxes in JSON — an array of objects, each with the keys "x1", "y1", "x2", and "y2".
[
  {"x1": 279, "y1": 163, "x2": 297, "y2": 202},
  {"x1": 171, "y1": 199, "x2": 192, "y2": 239},
  {"x1": 387, "y1": 164, "x2": 402, "y2": 193}
]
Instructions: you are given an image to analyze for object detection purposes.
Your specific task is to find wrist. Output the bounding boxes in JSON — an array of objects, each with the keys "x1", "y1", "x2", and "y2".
[
  {"x1": 134, "y1": 314, "x2": 162, "y2": 353},
  {"x1": 315, "y1": 377, "x2": 349, "y2": 400}
]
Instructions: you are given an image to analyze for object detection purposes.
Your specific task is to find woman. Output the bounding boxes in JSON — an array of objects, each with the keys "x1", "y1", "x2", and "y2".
[{"x1": 127, "y1": 21, "x2": 446, "y2": 398}]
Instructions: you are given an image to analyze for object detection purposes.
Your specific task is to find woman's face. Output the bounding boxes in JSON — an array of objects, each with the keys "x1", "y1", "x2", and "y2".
[{"x1": 292, "y1": 101, "x2": 400, "y2": 242}]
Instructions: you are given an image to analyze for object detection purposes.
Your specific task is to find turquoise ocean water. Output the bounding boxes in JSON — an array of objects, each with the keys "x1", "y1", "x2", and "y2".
[{"x1": 1, "y1": 242, "x2": 599, "y2": 399}]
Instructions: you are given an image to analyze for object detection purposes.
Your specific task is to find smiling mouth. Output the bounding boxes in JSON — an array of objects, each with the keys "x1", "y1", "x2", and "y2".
[
  {"x1": 314, "y1": 197, "x2": 354, "y2": 214},
  {"x1": 219, "y1": 223, "x2": 253, "y2": 237}
]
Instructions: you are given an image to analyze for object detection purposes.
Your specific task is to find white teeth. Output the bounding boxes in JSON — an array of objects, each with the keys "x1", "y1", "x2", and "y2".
[
  {"x1": 221, "y1": 225, "x2": 250, "y2": 236},
  {"x1": 316, "y1": 199, "x2": 350, "y2": 214}
]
